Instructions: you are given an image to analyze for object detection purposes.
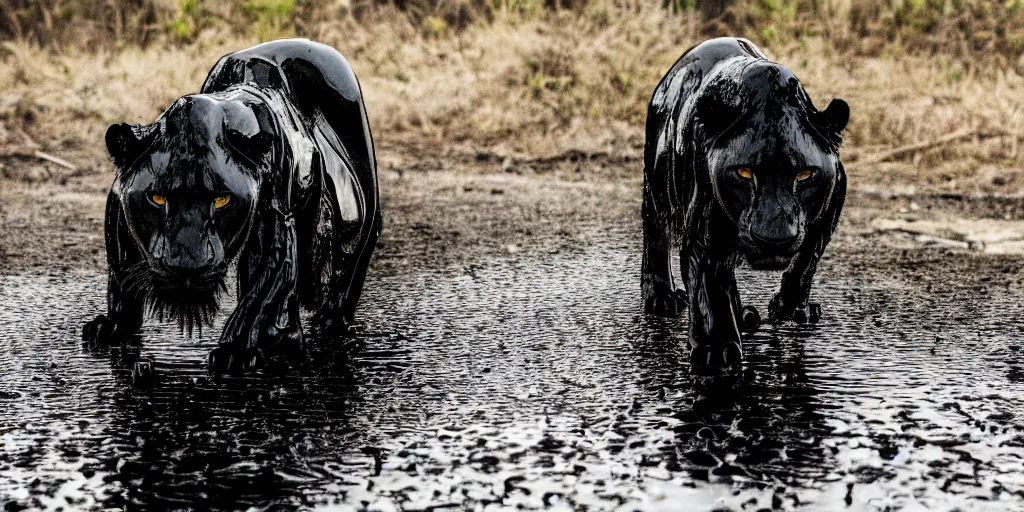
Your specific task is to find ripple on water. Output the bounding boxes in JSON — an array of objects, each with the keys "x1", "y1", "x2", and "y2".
[{"x1": 0, "y1": 245, "x2": 1023, "y2": 510}]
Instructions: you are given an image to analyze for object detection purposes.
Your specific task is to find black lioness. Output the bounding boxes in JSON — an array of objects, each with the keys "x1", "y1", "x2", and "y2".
[
  {"x1": 641, "y1": 37, "x2": 849, "y2": 369},
  {"x1": 82, "y1": 39, "x2": 381, "y2": 373}
]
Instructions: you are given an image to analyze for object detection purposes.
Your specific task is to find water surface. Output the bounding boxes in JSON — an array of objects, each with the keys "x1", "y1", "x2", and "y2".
[{"x1": 1, "y1": 240, "x2": 1023, "y2": 510}]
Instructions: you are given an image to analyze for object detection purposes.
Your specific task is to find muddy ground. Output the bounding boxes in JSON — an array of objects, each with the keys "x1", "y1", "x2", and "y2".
[{"x1": 2, "y1": 148, "x2": 1024, "y2": 511}]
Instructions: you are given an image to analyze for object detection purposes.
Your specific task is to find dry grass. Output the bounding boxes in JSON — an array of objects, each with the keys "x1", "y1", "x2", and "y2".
[{"x1": 2, "y1": 3, "x2": 1024, "y2": 193}]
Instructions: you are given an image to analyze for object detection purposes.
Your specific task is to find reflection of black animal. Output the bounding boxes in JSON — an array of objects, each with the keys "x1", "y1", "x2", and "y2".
[
  {"x1": 82, "y1": 39, "x2": 381, "y2": 373},
  {"x1": 641, "y1": 38, "x2": 848, "y2": 370}
]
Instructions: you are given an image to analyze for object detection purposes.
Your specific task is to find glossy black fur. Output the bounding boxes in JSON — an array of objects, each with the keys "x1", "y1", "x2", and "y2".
[
  {"x1": 83, "y1": 39, "x2": 381, "y2": 373},
  {"x1": 641, "y1": 37, "x2": 848, "y2": 370}
]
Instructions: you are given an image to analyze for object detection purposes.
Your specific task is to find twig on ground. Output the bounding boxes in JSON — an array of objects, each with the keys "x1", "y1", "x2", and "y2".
[
  {"x1": 860, "y1": 127, "x2": 1022, "y2": 164},
  {"x1": 31, "y1": 151, "x2": 76, "y2": 171},
  {"x1": 0, "y1": 150, "x2": 77, "y2": 172}
]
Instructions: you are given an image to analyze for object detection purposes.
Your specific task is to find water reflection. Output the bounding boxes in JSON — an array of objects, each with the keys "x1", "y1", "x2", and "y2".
[
  {"x1": 629, "y1": 313, "x2": 835, "y2": 498},
  {"x1": 2, "y1": 244, "x2": 1023, "y2": 510},
  {"x1": 77, "y1": 330, "x2": 375, "y2": 507}
]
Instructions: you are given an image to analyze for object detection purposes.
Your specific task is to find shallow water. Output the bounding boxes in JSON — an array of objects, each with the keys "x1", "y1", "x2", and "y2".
[{"x1": 2, "y1": 238, "x2": 1024, "y2": 511}]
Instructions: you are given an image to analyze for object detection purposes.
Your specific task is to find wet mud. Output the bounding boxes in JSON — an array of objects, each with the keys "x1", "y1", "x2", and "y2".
[{"x1": 3, "y1": 230, "x2": 1024, "y2": 510}]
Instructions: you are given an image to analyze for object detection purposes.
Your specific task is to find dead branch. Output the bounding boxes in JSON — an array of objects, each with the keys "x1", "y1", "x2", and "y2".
[
  {"x1": 860, "y1": 127, "x2": 1021, "y2": 164},
  {"x1": 0, "y1": 149, "x2": 77, "y2": 172},
  {"x1": 32, "y1": 150, "x2": 76, "y2": 171}
]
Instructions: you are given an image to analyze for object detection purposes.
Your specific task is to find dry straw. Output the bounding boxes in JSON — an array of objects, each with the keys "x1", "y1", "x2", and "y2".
[{"x1": 1, "y1": 0, "x2": 1024, "y2": 192}]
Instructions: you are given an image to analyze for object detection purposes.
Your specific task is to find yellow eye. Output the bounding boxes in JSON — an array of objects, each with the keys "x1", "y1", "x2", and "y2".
[
  {"x1": 736, "y1": 167, "x2": 753, "y2": 179},
  {"x1": 796, "y1": 169, "x2": 815, "y2": 181},
  {"x1": 151, "y1": 194, "x2": 166, "y2": 206},
  {"x1": 214, "y1": 195, "x2": 231, "y2": 209}
]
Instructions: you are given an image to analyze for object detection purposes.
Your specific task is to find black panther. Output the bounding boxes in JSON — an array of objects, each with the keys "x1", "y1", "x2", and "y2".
[
  {"x1": 82, "y1": 39, "x2": 381, "y2": 374},
  {"x1": 641, "y1": 37, "x2": 848, "y2": 370}
]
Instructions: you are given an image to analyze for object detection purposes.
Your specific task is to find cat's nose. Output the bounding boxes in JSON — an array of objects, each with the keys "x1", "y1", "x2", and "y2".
[
  {"x1": 159, "y1": 257, "x2": 214, "y2": 280},
  {"x1": 750, "y1": 228, "x2": 798, "y2": 250}
]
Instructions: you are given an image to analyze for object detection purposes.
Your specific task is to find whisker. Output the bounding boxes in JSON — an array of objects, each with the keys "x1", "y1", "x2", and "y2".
[{"x1": 124, "y1": 261, "x2": 225, "y2": 338}]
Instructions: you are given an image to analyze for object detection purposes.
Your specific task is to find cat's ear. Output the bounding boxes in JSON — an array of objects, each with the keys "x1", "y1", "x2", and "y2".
[
  {"x1": 106, "y1": 123, "x2": 159, "y2": 169},
  {"x1": 695, "y1": 88, "x2": 744, "y2": 140},
  {"x1": 817, "y1": 98, "x2": 850, "y2": 136}
]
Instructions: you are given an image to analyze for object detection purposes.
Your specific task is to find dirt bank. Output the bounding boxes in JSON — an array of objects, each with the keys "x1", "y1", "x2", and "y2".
[{"x1": 3, "y1": 143, "x2": 1024, "y2": 278}]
